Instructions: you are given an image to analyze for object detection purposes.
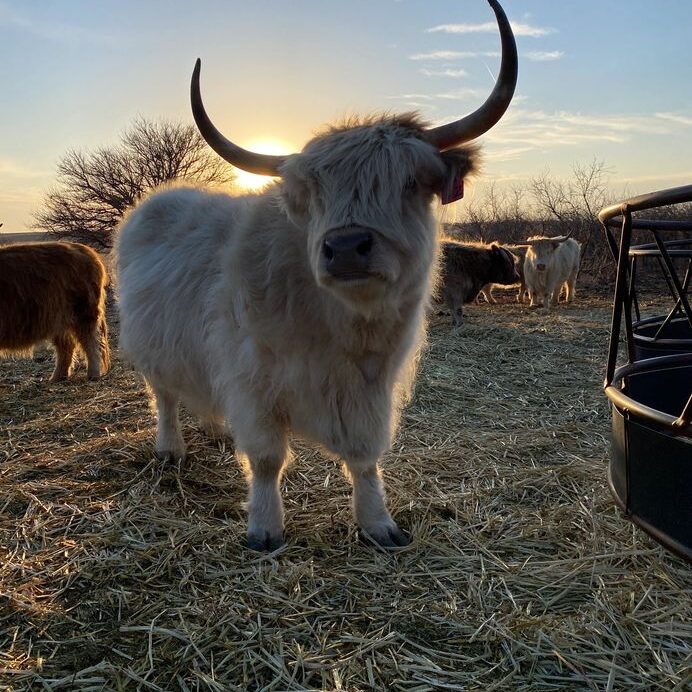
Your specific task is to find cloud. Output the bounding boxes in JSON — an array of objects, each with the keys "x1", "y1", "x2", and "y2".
[
  {"x1": 419, "y1": 68, "x2": 469, "y2": 78},
  {"x1": 427, "y1": 21, "x2": 556, "y2": 38},
  {"x1": 479, "y1": 109, "x2": 673, "y2": 151},
  {"x1": 411, "y1": 49, "x2": 563, "y2": 65},
  {"x1": 484, "y1": 146, "x2": 535, "y2": 163},
  {"x1": 434, "y1": 88, "x2": 485, "y2": 101},
  {"x1": 526, "y1": 50, "x2": 564, "y2": 62},
  {"x1": 387, "y1": 89, "x2": 483, "y2": 102},
  {"x1": 409, "y1": 50, "x2": 501, "y2": 61},
  {"x1": 655, "y1": 112, "x2": 692, "y2": 127},
  {"x1": 422, "y1": 109, "x2": 677, "y2": 166},
  {"x1": 399, "y1": 102, "x2": 439, "y2": 111},
  {"x1": 616, "y1": 171, "x2": 692, "y2": 185},
  {"x1": 0, "y1": 158, "x2": 50, "y2": 179},
  {"x1": 388, "y1": 93, "x2": 436, "y2": 101}
]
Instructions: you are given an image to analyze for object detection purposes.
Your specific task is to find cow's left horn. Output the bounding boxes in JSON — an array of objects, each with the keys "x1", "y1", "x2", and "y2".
[
  {"x1": 424, "y1": 0, "x2": 518, "y2": 149},
  {"x1": 191, "y1": 59, "x2": 288, "y2": 177}
]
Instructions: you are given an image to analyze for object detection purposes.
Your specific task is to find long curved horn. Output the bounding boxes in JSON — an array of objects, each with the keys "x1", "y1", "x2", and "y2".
[
  {"x1": 191, "y1": 59, "x2": 288, "y2": 177},
  {"x1": 424, "y1": 0, "x2": 518, "y2": 150}
]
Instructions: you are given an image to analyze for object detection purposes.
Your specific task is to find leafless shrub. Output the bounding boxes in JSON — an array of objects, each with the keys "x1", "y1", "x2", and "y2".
[{"x1": 34, "y1": 118, "x2": 235, "y2": 249}]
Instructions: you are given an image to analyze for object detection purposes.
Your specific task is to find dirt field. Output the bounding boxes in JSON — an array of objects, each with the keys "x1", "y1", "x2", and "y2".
[{"x1": 1, "y1": 295, "x2": 690, "y2": 691}]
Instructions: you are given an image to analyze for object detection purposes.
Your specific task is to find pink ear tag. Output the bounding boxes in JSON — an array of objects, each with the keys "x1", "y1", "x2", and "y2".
[{"x1": 441, "y1": 176, "x2": 464, "y2": 205}]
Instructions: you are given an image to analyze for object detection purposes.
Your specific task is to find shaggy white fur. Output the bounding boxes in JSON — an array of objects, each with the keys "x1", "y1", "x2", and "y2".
[
  {"x1": 524, "y1": 237, "x2": 581, "y2": 309},
  {"x1": 114, "y1": 115, "x2": 479, "y2": 549}
]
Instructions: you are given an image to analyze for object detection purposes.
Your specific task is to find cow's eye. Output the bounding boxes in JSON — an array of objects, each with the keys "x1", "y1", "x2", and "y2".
[{"x1": 404, "y1": 177, "x2": 417, "y2": 193}]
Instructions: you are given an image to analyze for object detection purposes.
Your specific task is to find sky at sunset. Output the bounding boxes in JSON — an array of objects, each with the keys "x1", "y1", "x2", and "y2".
[{"x1": 1, "y1": 0, "x2": 691, "y2": 231}]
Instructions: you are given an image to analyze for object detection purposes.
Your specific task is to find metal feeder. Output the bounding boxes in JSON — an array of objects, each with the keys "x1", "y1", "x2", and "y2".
[
  {"x1": 627, "y1": 237, "x2": 692, "y2": 358},
  {"x1": 599, "y1": 185, "x2": 692, "y2": 562}
]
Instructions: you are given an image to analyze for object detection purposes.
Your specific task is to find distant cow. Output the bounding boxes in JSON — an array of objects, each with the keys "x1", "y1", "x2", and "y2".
[
  {"x1": 478, "y1": 243, "x2": 528, "y2": 304},
  {"x1": 523, "y1": 235, "x2": 581, "y2": 309},
  {"x1": 0, "y1": 242, "x2": 110, "y2": 381},
  {"x1": 439, "y1": 242, "x2": 520, "y2": 326}
]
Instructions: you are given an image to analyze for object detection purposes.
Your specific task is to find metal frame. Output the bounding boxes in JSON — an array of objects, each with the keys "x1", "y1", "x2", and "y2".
[
  {"x1": 599, "y1": 184, "x2": 692, "y2": 426},
  {"x1": 598, "y1": 185, "x2": 692, "y2": 562}
]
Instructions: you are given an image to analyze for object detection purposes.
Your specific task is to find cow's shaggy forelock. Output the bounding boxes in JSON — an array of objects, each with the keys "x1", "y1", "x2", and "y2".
[{"x1": 281, "y1": 114, "x2": 478, "y2": 242}]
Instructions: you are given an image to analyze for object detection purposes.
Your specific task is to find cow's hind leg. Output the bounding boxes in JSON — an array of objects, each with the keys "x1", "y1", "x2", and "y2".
[
  {"x1": 517, "y1": 281, "x2": 527, "y2": 303},
  {"x1": 50, "y1": 333, "x2": 77, "y2": 381},
  {"x1": 345, "y1": 459, "x2": 410, "y2": 548},
  {"x1": 149, "y1": 382, "x2": 186, "y2": 461},
  {"x1": 75, "y1": 315, "x2": 109, "y2": 380},
  {"x1": 566, "y1": 272, "x2": 578, "y2": 303}
]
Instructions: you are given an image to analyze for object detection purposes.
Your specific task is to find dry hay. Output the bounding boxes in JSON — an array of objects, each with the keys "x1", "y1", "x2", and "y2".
[{"x1": 1, "y1": 295, "x2": 690, "y2": 691}]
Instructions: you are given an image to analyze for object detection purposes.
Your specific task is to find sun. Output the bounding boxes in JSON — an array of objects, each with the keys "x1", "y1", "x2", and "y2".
[{"x1": 232, "y1": 139, "x2": 293, "y2": 192}]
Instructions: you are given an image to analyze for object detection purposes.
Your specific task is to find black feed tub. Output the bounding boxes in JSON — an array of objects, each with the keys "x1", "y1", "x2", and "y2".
[
  {"x1": 606, "y1": 355, "x2": 692, "y2": 561},
  {"x1": 599, "y1": 185, "x2": 692, "y2": 562},
  {"x1": 633, "y1": 315, "x2": 692, "y2": 359}
]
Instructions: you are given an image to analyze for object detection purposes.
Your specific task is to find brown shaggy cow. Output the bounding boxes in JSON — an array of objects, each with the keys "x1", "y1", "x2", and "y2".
[
  {"x1": 0, "y1": 241, "x2": 110, "y2": 381},
  {"x1": 478, "y1": 244, "x2": 529, "y2": 304},
  {"x1": 439, "y1": 241, "x2": 520, "y2": 326}
]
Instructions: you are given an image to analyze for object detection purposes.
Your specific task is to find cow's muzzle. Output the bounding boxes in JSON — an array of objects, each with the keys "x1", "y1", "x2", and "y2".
[{"x1": 322, "y1": 228, "x2": 374, "y2": 280}]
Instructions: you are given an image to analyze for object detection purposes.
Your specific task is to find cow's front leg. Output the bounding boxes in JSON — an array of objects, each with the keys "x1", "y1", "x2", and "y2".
[
  {"x1": 149, "y1": 382, "x2": 185, "y2": 461},
  {"x1": 543, "y1": 290, "x2": 553, "y2": 309},
  {"x1": 345, "y1": 459, "x2": 410, "y2": 547},
  {"x1": 237, "y1": 424, "x2": 289, "y2": 552}
]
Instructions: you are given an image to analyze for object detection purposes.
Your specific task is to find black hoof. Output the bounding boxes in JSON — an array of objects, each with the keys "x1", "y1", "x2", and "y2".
[
  {"x1": 247, "y1": 532, "x2": 285, "y2": 552},
  {"x1": 362, "y1": 525, "x2": 411, "y2": 549},
  {"x1": 155, "y1": 450, "x2": 186, "y2": 463}
]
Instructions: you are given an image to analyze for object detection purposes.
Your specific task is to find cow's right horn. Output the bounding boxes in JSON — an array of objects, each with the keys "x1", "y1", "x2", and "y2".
[
  {"x1": 423, "y1": 0, "x2": 518, "y2": 150},
  {"x1": 191, "y1": 59, "x2": 289, "y2": 177}
]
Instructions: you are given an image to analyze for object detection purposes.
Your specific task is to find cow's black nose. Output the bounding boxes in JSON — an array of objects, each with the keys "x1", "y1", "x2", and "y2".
[{"x1": 322, "y1": 229, "x2": 373, "y2": 278}]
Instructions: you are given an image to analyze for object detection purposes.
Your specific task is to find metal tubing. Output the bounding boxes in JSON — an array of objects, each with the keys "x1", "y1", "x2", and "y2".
[
  {"x1": 653, "y1": 231, "x2": 692, "y2": 323},
  {"x1": 598, "y1": 184, "x2": 692, "y2": 225},
  {"x1": 606, "y1": 210, "x2": 633, "y2": 385}
]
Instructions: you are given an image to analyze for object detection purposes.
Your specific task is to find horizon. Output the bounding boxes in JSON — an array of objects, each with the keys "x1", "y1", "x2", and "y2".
[{"x1": 1, "y1": 0, "x2": 691, "y2": 232}]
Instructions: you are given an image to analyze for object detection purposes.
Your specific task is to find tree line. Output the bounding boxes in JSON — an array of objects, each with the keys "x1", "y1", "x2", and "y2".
[{"x1": 34, "y1": 118, "x2": 690, "y2": 283}]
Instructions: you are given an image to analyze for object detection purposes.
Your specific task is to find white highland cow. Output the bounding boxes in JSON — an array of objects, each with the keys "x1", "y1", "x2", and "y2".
[
  {"x1": 524, "y1": 236, "x2": 582, "y2": 309},
  {"x1": 114, "y1": 0, "x2": 517, "y2": 550}
]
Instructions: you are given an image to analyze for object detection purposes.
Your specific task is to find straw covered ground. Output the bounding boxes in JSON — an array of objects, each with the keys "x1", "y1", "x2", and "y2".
[{"x1": 1, "y1": 293, "x2": 690, "y2": 691}]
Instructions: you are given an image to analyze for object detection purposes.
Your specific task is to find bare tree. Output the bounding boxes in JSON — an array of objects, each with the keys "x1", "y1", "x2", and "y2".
[
  {"x1": 35, "y1": 118, "x2": 235, "y2": 249},
  {"x1": 530, "y1": 158, "x2": 612, "y2": 275}
]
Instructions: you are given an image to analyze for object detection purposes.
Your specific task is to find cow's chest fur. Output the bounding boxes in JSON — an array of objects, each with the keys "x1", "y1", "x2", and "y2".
[
  {"x1": 529, "y1": 266, "x2": 552, "y2": 292},
  {"x1": 262, "y1": 318, "x2": 409, "y2": 463}
]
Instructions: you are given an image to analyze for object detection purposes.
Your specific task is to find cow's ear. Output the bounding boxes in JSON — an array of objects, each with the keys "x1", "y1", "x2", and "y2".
[
  {"x1": 280, "y1": 164, "x2": 310, "y2": 226},
  {"x1": 436, "y1": 144, "x2": 481, "y2": 199}
]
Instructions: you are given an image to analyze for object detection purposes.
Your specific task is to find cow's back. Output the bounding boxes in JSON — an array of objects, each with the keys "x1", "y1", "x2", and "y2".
[
  {"x1": 114, "y1": 187, "x2": 249, "y2": 402},
  {"x1": 560, "y1": 238, "x2": 581, "y2": 273},
  {"x1": 440, "y1": 242, "x2": 499, "y2": 303},
  {"x1": 551, "y1": 238, "x2": 581, "y2": 280}
]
